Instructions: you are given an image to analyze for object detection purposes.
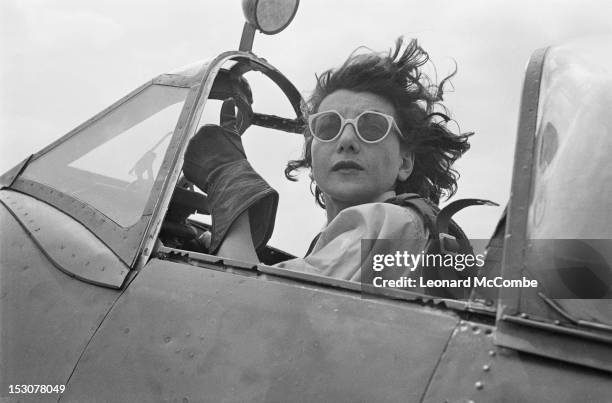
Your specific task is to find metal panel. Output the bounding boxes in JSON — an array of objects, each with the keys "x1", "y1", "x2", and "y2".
[
  {"x1": 496, "y1": 316, "x2": 612, "y2": 372},
  {"x1": 0, "y1": 190, "x2": 129, "y2": 288},
  {"x1": 157, "y1": 244, "x2": 470, "y2": 308},
  {"x1": 63, "y1": 259, "x2": 459, "y2": 402},
  {"x1": 422, "y1": 320, "x2": 612, "y2": 403},
  {"x1": 11, "y1": 178, "x2": 148, "y2": 267},
  {"x1": 0, "y1": 201, "x2": 121, "y2": 398}
]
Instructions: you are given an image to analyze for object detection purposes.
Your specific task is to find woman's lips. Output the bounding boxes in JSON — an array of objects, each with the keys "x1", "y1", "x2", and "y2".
[{"x1": 331, "y1": 160, "x2": 365, "y2": 171}]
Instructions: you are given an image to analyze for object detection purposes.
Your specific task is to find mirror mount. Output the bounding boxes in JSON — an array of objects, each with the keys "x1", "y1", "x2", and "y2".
[
  {"x1": 239, "y1": 0, "x2": 299, "y2": 52},
  {"x1": 239, "y1": 22, "x2": 257, "y2": 52}
]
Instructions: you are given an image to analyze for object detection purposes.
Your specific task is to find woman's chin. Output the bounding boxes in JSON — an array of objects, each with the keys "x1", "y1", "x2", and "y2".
[
  {"x1": 325, "y1": 187, "x2": 380, "y2": 205},
  {"x1": 320, "y1": 177, "x2": 395, "y2": 205}
]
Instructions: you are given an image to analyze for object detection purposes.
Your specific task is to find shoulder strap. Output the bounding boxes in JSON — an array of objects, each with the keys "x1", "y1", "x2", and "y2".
[
  {"x1": 437, "y1": 198, "x2": 498, "y2": 237},
  {"x1": 387, "y1": 194, "x2": 498, "y2": 254},
  {"x1": 385, "y1": 193, "x2": 440, "y2": 238}
]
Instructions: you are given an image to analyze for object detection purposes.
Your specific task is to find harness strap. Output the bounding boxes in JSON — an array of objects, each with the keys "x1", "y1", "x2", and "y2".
[
  {"x1": 386, "y1": 194, "x2": 498, "y2": 256},
  {"x1": 386, "y1": 193, "x2": 440, "y2": 238},
  {"x1": 437, "y1": 198, "x2": 499, "y2": 235}
]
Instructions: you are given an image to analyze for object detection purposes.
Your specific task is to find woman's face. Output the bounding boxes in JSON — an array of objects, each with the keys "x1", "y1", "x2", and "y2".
[{"x1": 310, "y1": 89, "x2": 413, "y2": 206}]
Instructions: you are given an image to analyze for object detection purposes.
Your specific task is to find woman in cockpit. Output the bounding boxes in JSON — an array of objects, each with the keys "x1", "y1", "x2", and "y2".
[{"x1": 183, "y1": 38, "x2": 470, "y2": 280}]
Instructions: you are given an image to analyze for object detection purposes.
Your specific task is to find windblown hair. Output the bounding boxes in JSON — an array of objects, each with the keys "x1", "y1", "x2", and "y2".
[{"x1": 285, "y1": 37, "x2": 471, "y2": 208}]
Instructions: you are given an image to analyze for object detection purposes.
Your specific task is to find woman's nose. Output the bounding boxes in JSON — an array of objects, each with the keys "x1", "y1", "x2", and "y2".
[{"x1": 336, "y1": 122, "x2": 361, "y2": 153}]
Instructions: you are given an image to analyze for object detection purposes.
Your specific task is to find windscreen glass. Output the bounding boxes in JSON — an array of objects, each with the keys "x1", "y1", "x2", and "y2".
[
  {"x1": 22, "y1": 84, "x2": 188, "y2": 227},
  {"x1": 524, "y1": 37, "x2": 612, "y2": 325}
]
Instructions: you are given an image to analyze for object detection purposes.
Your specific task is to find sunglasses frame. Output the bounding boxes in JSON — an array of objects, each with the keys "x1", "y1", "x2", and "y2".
[{"x1": 308, "y1": 110, "x2": 404, "y2": 144}]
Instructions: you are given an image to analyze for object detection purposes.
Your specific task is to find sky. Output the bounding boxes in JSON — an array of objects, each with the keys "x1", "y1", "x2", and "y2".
[{"x1": 1, "y1": 0, "x2": 611, "y2": 256}]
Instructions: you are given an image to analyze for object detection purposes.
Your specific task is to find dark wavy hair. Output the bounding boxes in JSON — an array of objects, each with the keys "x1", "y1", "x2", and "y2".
[{"x1": 285, "y1": 37, "x2": 471, "y2": 208}]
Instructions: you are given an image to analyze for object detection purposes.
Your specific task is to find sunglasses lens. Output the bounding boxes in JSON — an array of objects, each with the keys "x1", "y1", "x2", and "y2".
[
  {"x1": 357, "y1": 112, "x2": 390, "y2": 142},
  {"x1": 311, "y1": 112, "x2": 342, "y2": 140}
]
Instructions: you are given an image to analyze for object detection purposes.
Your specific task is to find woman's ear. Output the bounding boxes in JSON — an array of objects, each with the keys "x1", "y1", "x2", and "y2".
[{"x1": 397, "y1": 151, "x2": 414, "y2": 182}]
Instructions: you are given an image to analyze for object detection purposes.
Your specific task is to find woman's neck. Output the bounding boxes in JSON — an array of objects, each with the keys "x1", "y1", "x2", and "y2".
[{"x1": 324, "y1": 190, "x2": 397, "y2": 223}]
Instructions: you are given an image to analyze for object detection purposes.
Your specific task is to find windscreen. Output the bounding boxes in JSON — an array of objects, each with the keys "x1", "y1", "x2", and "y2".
[
  {"x1": 524, "y1": 37, "x2": 612, "y2": 325},
  {"x1": 22, "y1": 84, "x2": 189, "y2": 227}
]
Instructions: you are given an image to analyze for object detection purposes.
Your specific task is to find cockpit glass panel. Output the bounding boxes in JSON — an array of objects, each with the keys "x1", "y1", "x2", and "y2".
[
  {"x1": 22, "y1": 84, "x2": 189, "y2": 227},
  {"x1": 524, "y1": 37, "x2": 612, "y2": 325}
]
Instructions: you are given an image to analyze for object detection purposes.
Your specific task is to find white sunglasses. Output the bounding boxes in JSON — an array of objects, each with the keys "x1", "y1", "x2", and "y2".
[{"x1": 308, "y1": 110, "x2": 403, "y2": 143}]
